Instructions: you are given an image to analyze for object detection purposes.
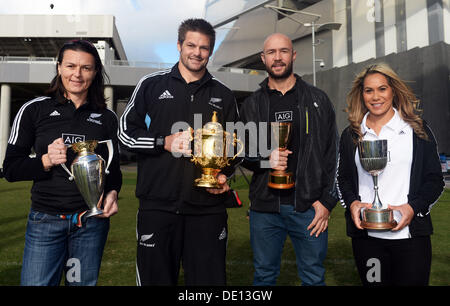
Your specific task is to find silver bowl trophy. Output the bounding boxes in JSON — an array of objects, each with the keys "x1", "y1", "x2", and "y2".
[
  {"x1": 358, "y1": 139, "x2": 397, "y2": 230},
  {"x1": 61, "y1": 140, "x2": 113, "y2": 218}
]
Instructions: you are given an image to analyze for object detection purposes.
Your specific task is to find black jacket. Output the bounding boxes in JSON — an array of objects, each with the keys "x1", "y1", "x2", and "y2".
[
  {"x1": 239, "y1": 75, "x2": 339, "y2": 213},
  {"x1": 2, "y1": 96, "x2": 122, "y2": 214},
  {"x1": 119, "y1": 63, "x2": 240, "y2": 214},
  {"x1": 337, "y1": 123, "x2": 444, "y2": 238}
]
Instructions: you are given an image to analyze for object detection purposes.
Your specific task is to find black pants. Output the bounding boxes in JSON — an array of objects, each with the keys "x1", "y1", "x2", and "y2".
[
  {"x1": 352, "y1": 236, "x2": 431, "y2": 286},
  {"x1": 136, "y1": 209, "x2": 228, "y2": 286}
]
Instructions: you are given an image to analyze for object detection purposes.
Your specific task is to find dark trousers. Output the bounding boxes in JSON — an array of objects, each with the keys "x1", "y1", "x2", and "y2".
[
  {"x1": 352, "y1": 236, "x2": 431, "y2": 286},
  {"x1": 136, "y1": 209, "x2": 228, "y2": 286}
]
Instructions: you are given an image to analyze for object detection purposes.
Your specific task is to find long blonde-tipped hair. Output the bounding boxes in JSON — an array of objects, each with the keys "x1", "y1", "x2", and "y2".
[{"x1": 345, "y1": 63, "x2": 428, "y2": 142}]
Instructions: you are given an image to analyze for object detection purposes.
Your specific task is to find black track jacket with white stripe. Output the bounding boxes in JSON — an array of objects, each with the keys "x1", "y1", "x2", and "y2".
[
  {"x1": 119, "y1": 63, "x2": 240, "y2": 214},
  {"x1": 2, "y1": 96, "x2": 122, "y2": 215}
]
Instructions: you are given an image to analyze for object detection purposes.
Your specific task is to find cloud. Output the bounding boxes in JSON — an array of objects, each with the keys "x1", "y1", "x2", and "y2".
[
  {"x1": 115, "y1": 1, "x2": 206, "y2": 63},
  {"x1": 0, "y1": 0, "x2": 206, "y2": 63}
]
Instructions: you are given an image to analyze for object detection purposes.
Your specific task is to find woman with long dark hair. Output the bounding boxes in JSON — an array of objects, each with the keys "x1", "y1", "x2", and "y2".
[
  {"x1": 2, "y1": 40, "x2": 122, "y2": 286},
  {"x1": 337, "y1": 63, "x2": 444, "y2": 286}
]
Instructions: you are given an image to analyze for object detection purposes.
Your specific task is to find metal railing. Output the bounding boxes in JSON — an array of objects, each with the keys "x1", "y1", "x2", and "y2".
[
  {"x1": 109, "y1": 60, "x2": 173, "y2": 69},
  {"x1": 0, "y1": 56, "x2": 267, "y2": 75},
  {"x1": 0, "y1": 56, "x2": 56, "y2": 63}
]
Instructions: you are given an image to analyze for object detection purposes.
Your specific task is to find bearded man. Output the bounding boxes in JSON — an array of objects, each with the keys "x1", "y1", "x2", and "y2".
[{"x1": 239, "y1": 33, "x2": 339, "y2": 286}]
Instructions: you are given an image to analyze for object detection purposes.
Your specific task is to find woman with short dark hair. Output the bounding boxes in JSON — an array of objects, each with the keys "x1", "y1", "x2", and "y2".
[{"x1": 2, "y1": 40, "x2": 122, "y2": 286}]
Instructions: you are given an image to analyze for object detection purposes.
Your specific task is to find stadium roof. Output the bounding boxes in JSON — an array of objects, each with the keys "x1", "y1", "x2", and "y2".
[{"x1": 0, "y1": 14, "x2": 127, "y2": 60}]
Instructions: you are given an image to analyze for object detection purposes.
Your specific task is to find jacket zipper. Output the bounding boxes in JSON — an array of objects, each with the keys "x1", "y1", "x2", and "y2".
[
  {"x1": 294, "y1": 105, "x2": 312, "y2": 210},
  {"x1": 264, "y1": 93, "x2": 281, "y2": 213},
  {"x1": 177, "y1": 92, "x2": 194, "y2": 215},
  {"x1": 305, "y1": 107, "x2": 309, "y2": 135}
]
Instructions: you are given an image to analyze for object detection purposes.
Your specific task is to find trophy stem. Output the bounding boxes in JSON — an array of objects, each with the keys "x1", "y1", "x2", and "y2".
[
  {"x1": 371, "y1": 174, "x2": 382, "y2": 210},
  {"x1": 84, "y1": 207, "x2": 103, "y2": 218}
]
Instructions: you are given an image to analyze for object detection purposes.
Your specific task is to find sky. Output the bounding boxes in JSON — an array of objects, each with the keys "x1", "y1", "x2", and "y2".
[{"x1": 0, "y1": 0, "x2": 208, "y2": 64}]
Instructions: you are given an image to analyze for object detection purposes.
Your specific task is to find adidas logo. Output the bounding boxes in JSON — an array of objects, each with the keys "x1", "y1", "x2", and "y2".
[
  {"x1": 50, "y1": 110, "x2": 61, "y2": 117},
  {"x1": 158, "y1": 90, "x2": 174, "y2": 100}
]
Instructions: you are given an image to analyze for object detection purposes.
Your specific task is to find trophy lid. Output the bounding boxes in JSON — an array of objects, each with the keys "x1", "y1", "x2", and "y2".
[
  {"x1": 202, "y1": 111, "x2": 223, "y2": 135},
  {"x1": 72, "y1": 140, "x2": 98, "y2": 153}
]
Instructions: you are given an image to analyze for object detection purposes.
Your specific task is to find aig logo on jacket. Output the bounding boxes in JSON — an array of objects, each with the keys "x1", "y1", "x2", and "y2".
[
  {"x1": 87, "y1": 113, "x2": 103, "y2": 125},
  {"x1": 275, "y1": 111, "x2": 292, "y2": 122},
  {"x1": 62, "y1": 133, "x2": 86, "y2": 145}
]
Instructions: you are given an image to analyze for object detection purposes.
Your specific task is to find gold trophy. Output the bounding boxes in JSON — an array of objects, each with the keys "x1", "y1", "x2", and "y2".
[
  {"x1": 358, "y1": 139, "x2": 397, "y2": 229},
  {"x1": 268, "y1": 122, "x2": 294, "y2": 189},
  {"x1": 191, "y1": 112, "x2": 243, "y2": 188}
]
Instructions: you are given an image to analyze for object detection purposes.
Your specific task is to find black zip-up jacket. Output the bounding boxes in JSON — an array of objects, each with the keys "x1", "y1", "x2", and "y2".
[
  {"x1": 2, "y1": 96, "x2": 122, "y2": 214},
  {"x1": 240, "y1": 75, "x2": 339, "y2": 213},
  {"x1": 337, "y1": 123, "x2": 444, "y2": 238},
  {"x1": 119, "y1": 63, "x2": 240, "y2": 214}
]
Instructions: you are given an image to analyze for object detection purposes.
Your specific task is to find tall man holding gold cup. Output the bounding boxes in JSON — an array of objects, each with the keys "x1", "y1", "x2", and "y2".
[
  {"x1": 119, "y1": 19, "x2": 240, "y2": 286},
  {"x1": 239, "y1": 33, "x2": 339, "y2": 286}
]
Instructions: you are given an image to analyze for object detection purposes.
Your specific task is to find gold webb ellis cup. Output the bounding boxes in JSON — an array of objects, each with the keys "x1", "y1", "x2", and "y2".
[
  {"x1": 358, "y1": 139, "x2": 397, "y2": 230},
  {"x1": 268, "y1": 122, "x2": 295, "y2": 189},
  {"x1": 60, "y1": 140, "x2": 113, "y2": 218},
  {"x1": 191, "y1": 112, "x2": 243, "y2": 188}
]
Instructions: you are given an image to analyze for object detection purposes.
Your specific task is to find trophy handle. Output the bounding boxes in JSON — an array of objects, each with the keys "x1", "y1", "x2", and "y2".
[
  {"x1": 231, "y1": 135, "x2": 244, "y2": 161},
  {"x1": 60, "y1": 163, "x2": 74, "y2": 181},
  {"x1": 98, "y1": 140, "x2": 113, "y2": 174},
  {"x1": 60, "y1": 143, "x2": 74, "y2": 180},
  {"x1": 189, "y1": 128, "x2": 201, "y2": 163},
  {"x1": 188, "y1": 127, "x2": 194, "y2": 141}
]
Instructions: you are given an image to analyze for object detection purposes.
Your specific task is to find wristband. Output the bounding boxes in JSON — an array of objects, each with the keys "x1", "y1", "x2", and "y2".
[{"x1": 156, "y1": 135, "x2": 165, "y2": 149}]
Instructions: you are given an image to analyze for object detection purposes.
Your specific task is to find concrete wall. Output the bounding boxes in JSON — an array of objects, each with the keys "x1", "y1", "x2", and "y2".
[
  {"x1": 0, "y1": 62, "x2": 265, "y2": 92},
  {"x1": 302, "y1": 41, "x2": 450, "y2": 154},
  {"x1": 445, "y1": 0, "x2": 450, "y2": 43}
]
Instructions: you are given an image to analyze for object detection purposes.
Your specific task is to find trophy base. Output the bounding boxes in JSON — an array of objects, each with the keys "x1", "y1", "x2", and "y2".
[
  {"x1": 194, "y1": 175, "x2": 220, "y2": 188},
  {"x1": 268, "y1": 170, "x2": 294, "y2": 189},
  {"x1": 361, "y1": 208, "x2": 397, "y2": 230},
  {"x1": 85, "y1": 208, "x2": 103, "y2": 218}
]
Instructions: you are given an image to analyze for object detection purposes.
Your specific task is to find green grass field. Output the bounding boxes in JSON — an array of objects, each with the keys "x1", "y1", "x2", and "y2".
[{"x1": 1, "y1": 170, "x2": 449, "y2": 286}]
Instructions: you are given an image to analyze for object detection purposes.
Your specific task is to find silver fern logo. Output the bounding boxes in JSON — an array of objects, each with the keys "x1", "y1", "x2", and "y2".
[
  {"x1": 139, "y1": 233, "x2": 155, "y2": 247},
  {"x1": 218, "y1": 227, "x2": 227, "y2": 240},
  {"x1": 87, "y1": 113, "x2": 103, "y2": 125}
]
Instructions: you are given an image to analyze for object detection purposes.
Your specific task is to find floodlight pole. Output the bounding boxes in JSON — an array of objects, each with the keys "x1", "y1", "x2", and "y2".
[
  {"x1": 310, "y1": 21, "x2": 317, "y2": 86},
  {"x1": 264, "y1": 5, "x2": 341, "y2": 86}
]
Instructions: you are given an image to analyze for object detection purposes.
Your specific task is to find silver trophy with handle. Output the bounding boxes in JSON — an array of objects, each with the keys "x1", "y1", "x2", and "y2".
[
  {"x1": 61, "y1": 140, "x2": 113, "y2": 218},
  {"x1": 358, "y1": 139, "x2": 397, "y2": 230}
]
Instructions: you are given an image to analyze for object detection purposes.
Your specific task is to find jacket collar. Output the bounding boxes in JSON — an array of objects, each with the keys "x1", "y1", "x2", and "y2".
[
  {"x1": 170, "y1": 62, "x2": 212, "y2": 87},
  {"x1": 259, "y1": 73, "x2": 304, "y2": 91},
  {"x1": 361, "y1": 108, "x2": 410, "y2": 136},
  {"x1": 257, "y1": 74, "x2": 312, "y2": 123},
  {"x1": 52, "y1": 95, "x2": 98, "y2": 111}
]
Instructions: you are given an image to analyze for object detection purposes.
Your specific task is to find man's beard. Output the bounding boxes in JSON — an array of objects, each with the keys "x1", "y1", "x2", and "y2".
[
  {"x1": 180, "y1": 55, "x2": 208, "y2": 73},
  {"x1": 266, "y1": 61, "x2": 293, "y2": 80}
]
